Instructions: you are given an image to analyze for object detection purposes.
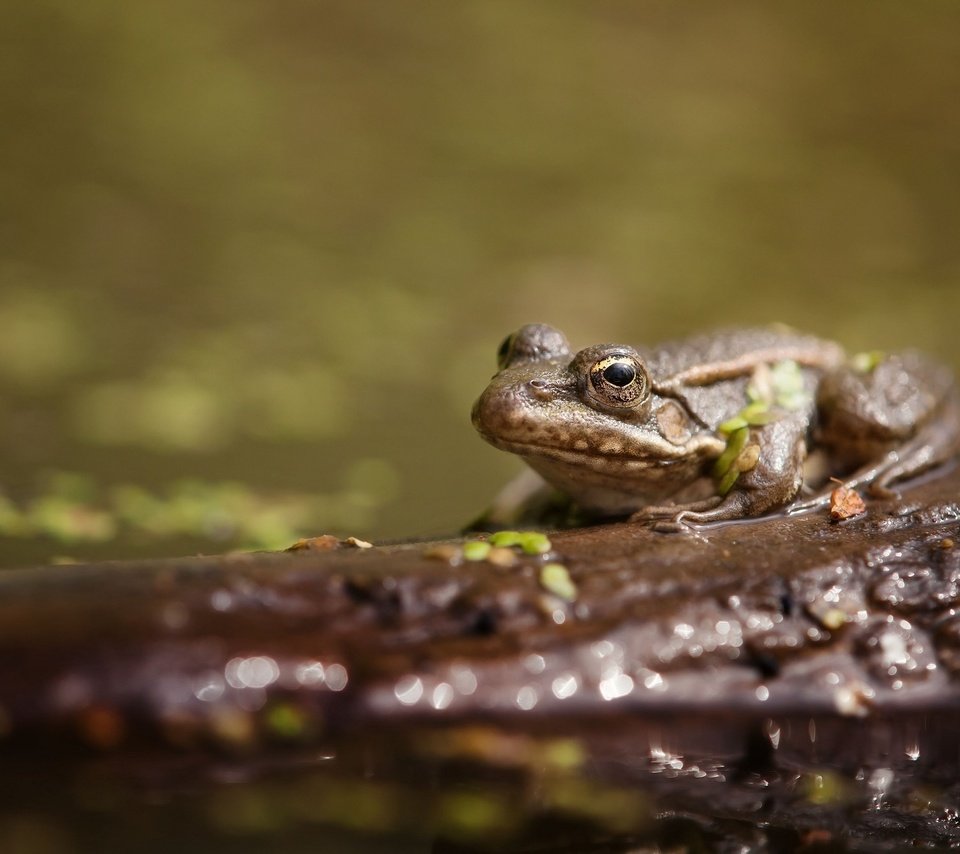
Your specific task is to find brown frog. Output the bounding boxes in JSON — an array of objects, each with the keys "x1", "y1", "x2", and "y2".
[{"x1": 472, "y1": 324, "x2": 959, "y2": 528}]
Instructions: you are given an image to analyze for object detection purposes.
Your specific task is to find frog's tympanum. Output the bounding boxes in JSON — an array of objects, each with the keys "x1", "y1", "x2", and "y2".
[{"x1": 472, "y1": 324, "x2": 959, "y2": 528}]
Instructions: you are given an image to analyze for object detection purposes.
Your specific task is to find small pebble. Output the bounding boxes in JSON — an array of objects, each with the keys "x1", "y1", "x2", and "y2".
[
  {"x1": 424, "y1": 544, "x2": 462, "y2": 563},
  {"x1": 486, "y1": 546, "x2": 518, "y2": 567}
]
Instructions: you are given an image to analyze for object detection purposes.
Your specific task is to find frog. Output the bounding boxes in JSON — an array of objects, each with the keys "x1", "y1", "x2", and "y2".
[{"x1": 471, "y1": 323, "x2": 959, "y2": 529}]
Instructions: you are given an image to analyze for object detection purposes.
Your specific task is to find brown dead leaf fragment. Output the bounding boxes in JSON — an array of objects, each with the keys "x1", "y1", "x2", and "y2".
[
  {"x1": 286, "y1": 535, "x2": 342, "y2": 552},
  {"x1": 287, "y1": 535, "x2": 375, "y2": 552},
  {"x1": 829, "y1": 479, "x2": 866, "y2": 521}
]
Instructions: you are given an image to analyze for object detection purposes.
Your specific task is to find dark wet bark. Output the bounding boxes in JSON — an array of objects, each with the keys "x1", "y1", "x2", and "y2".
[{"x1": 3, "y1": 467, "x2": 960, "y2": 851}]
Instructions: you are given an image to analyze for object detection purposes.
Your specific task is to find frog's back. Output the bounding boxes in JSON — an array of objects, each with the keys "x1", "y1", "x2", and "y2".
[{"x1": 644, "y1": 326, "x2": 845, "y2": 379}]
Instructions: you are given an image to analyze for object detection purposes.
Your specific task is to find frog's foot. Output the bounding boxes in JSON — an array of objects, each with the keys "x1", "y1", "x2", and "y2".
[
  {"x1": 866, "y1": 481, "x2": 899, "y2": 500},
  {"x1": 630, "y1": 496, "x2": 723, "y2": 523},
  {"x1": 785, "y1": 460, "x2": 893, "y2": 516},
  {"x1": 652, "y1": 492, "x2": 774, "y2": 532},
  {"x1": 788, "y1": 421, "x2": 958, "y2": 516},
  {"x1": 808, "y1": 366, "x2": 960, "y2": 512}
]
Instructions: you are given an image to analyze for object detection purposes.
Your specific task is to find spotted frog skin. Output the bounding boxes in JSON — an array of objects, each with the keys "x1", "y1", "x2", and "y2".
[{"x1": 472, "y1": 324, "x2": 960, "y2": 528}]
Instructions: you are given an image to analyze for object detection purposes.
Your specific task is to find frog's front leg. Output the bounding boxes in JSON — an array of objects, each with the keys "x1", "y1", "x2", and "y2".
[{"x1": 634, "y1": 416, "x2": 808, "y2": 530}]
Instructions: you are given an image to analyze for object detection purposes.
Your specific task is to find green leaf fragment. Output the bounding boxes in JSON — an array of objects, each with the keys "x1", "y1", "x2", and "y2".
[{"x1": 540, "y1": 563, "x2": 577, "y2": 601}]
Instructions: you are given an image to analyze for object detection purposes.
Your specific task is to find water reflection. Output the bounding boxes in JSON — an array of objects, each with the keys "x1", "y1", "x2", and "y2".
[{"x1": 3, "y1": 704, "x2": 960, "y2": 850}]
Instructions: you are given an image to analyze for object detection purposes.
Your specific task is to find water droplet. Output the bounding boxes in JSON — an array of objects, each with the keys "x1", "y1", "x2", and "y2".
[
  {"x1": 394, "y1": 675, "x2": 423, "y2": 706},
  {"x1": 325, "y1": 663, "x2": 348, "y2": 691},
  {"x1": 551, "y1": 673, "x2": 579, "y2": 700},
  {"x1": 431, "y1": 682, "x2": 454, "y2": 710},
  {"x1": 225, "y1": 656, "x2": 279, "y2": 689},
  {"x1": 295, "y1": 661, "x2": 326, "y2": 687},
  {"x1": 516, "y1": 685, "x2": 538, "y2": 710},
  {"x1": 599, "y1": 673, "x2": 634, "y2": 701}
]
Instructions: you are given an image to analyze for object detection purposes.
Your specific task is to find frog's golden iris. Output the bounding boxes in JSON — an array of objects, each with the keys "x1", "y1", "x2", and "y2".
[{"x1": 587, "y1": 354, "x2": 649, "y2": 410}]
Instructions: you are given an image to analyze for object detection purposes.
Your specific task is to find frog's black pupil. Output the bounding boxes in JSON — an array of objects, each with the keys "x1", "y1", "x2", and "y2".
[{"x1": 602, "y1": 361, "x2": 635, "y2": 387}]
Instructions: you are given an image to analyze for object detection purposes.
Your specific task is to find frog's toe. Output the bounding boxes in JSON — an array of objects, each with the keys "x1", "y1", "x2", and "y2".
[
  {"x1": 651, "y1": 517, "x2": 693, "y2": 533},
  {"x1": 634, "y1": 496, "x2": 729, "y2": 531},
  {"x1": 867, "y1": 481, "x2": 899, "y2": 500}
]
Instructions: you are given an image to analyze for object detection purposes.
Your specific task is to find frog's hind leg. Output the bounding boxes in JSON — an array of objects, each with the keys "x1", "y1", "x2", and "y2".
[
  {"x1": 788, "y1": 388, "x2": 960, "y2": 516},
  {"x1": 868, "y1": 412, "x2": 960, "y2": 496}
]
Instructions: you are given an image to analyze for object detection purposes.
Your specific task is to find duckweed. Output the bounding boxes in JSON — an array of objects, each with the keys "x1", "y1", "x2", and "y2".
[
  {"x1": 714, "y1": 360, "x2": 809, "y2": 495},
  {"x1": 713, "y1": 425, "x2": 749, "y2": 480},
  {"x1": 0, "y1": 475, "x2": 367, "y2": 553},
  {"x1": 489, "y1": 530, "x2": 552, "y2": 554},
  {"x1": 718, "y1": 400, "x2": 777, "y2": 435},
  {"x1": 540, "y1": 563, "x2": 577, "y2": 602},
  {"x1": 462, "y1": 540, "x2": 492, "y2": 561}
]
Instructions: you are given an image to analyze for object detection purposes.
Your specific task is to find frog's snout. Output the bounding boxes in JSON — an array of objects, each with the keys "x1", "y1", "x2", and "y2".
[{"x1": 471, "y1": 377, "x2": 555, "y2": 444}]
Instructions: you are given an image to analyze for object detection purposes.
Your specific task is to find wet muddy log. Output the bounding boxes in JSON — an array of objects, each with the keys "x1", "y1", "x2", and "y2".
[{"x1": 3, "y1": 467, "x2": 960, "y2": 851}]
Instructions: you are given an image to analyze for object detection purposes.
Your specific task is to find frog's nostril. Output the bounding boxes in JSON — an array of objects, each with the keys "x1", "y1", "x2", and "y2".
[{"x1": 527, "y1": 378, "x2": 554, "y2": 401}]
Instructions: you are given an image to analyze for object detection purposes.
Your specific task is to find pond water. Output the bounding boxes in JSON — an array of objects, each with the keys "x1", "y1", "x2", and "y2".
[
  {"x1": 1, "y1": 4, "x2": 958, "y2": 567},
  {"x1": 6, "y1": 709, "x2": 960, "y2": 852}
]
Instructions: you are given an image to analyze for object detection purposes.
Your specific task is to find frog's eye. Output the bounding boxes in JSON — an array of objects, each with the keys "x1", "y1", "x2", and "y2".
[
  {"x1": 496, "y1": 333, "x2": 516, "y2": 370},
  {"x1": 588, "y1": 354, "x2": 649, "y2": 409}
]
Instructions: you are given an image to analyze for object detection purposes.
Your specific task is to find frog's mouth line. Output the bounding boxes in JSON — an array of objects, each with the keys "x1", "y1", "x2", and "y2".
[{"x1": 482, "y1": 435, "x2": 715, "y2": 467}]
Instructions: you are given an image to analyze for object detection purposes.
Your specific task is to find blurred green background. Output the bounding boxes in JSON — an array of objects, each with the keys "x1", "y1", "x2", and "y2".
[{"x1": 1, "y1": 1, "x2": 958, "y2": 568}]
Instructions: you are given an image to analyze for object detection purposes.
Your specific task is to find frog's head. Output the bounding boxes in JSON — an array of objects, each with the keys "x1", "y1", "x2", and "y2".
[
  {"x1": 472, "y1": 325, "x2": 712, "y2": 512},
  {"x1": 472, "y1": 322, "x2": 654, "y2": 450}
]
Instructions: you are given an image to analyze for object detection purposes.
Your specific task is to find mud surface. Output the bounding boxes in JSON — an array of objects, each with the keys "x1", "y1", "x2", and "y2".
[{"x1": 3, "y1": 466, "x2": 960, "y2": 851}]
